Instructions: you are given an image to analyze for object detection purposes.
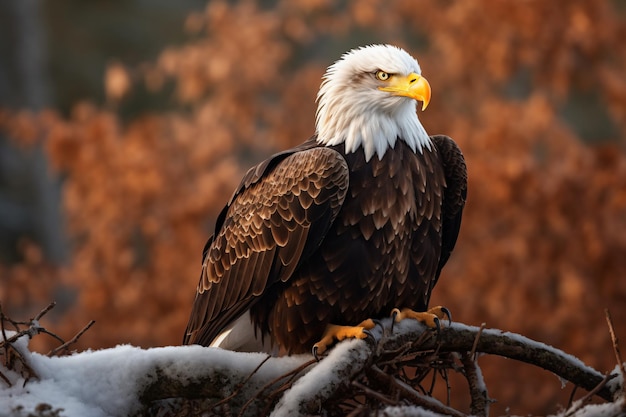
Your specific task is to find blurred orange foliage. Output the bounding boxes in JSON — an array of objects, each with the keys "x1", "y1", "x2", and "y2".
[{"x1": 2, "y1": 0, "x2": 626, "y2": 414}]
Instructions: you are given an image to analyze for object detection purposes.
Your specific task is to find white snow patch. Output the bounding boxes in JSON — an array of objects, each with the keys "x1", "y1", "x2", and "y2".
[
  {"x1": 0, "y1": 333, "x2": 310, "y2": 417},
  {"x1": 557, "y1": 375, "x2": 569, "y2": 389},
  {"x1": 606, "y1": 363, "x2": 625, "y2": 397},
  {"x1": 3, "y1": 320, "x2": 621, "y2": 417},
  {"x1": 554, "y1": 396, "x2": 626, "y2": 417},
  {"x1": 472, "y1": 357, "x2": 488, "y2": 393},
  {"x1": 379, "y1": 405, "x2": 449, "y2": 417},
  {"x1": 270, "y1": 338, "x2": 369, "y2": 417}
]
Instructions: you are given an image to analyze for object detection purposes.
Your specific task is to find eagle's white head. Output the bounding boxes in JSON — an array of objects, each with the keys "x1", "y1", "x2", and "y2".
[{"x1": 315, "y1": 44, "x2": 432, "y2": 162}]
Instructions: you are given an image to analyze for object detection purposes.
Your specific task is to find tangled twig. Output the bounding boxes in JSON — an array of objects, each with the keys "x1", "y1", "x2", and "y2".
[
  {"x1": 48, "y1": 319, "x2": 96, "y2": 357},
  {"x1": 136, "y1": 320, "x2": 623, "y2": 416},
  {"x1": 460, "y1": 352, "x2": 491, "y2": 417},
  {"x1": 4, "y1": 304, "x2": 621, "y2": 417},
  {"x1": 605, "y1": 309, "x2": 626, "y2": 395},
  {"x1": 0, "y1": 301, "x2": 95, "y2": 387}
]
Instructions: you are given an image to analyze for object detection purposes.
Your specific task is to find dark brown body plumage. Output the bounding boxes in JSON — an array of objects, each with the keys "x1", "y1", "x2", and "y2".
[{"x1": 183, "y1": 135, "x2": 466, "y2": 354}]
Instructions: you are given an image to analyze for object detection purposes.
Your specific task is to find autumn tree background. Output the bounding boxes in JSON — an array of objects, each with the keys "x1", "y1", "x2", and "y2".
[{"x1": 1, "y1": 0, "x2": 625, "y2": 415}]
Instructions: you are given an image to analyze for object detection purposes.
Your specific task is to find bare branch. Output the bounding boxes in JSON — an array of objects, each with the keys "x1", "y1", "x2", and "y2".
[
  {"x1": 352, "y1": 380, "x2": 398, "y2": 406},
  {"x1": 565, "y1": 372, "x2": 614, "y2": 417},
  {"x1": 385, "y1": 322, "x2": 617, "y2": 401},
  {"x1": 211, "y1": 354, "x2": 272, "y2": 410},
  {"x1": 0, "y1": 302, "x2": 96, "y2": 388},
  {"x1": 369, "y1": 365, "x2": 467, "y2": 417},
  {"x1": 134, "y1": 320, "x2": 620, "y2": 417},
  {"x1": 605, "y1": 309, "x2": 626, "y2": 389},
  {"x1": 48, "y1": 320, "x2": 96, "y2": 356},
  {"x1": 4, "y1": 304, "x2": 619, "y2": 416},
  {"x1": 0, "y1": 369, "x2": 11, "y2": 387},
  {"x1": 33, "y1": 301, "x2": 57, "y2": 321},
  {"x1": 460, "y1": 352, "x2": 491, "y2": 417},
  {"x1": 470, "y1": 323, "x2": 485, "y2": 361}
]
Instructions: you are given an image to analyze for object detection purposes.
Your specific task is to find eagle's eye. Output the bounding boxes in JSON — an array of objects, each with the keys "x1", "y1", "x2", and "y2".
[{"x1": 375, "y1": 70, "x2": 391, "y2": 81}]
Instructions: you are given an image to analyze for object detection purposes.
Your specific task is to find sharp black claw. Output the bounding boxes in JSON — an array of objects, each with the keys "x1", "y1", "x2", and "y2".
[
  {"x1": 433, "y1": 317, "x2": 444, "y2": 342},
  {"x1": 372, "y1": 318, "x2": 384, "y2": 328},
  {"x1": 390, "y1": 311, "x2": 398, "y2": 333},
  {"x1": 312, "y1": 345, "x2": 320, "y2": 361},
  {"x1": 441, "y1": 307, "x2": 452, "y2": 325},
  {"x1": 363, "y1": 329, "x2": 375, "y2": 344}
]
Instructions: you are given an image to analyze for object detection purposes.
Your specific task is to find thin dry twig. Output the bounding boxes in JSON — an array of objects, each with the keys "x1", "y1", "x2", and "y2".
[
  {"x1": 48, "y1": 320, "x2": 96, "y2": 356},
  {"x1": 0, "y1": 369, "x2": 11, "y2": 386},
  {"x1": 565, "y1": 372, "x2": 614, "y2": 416},
  {"x1": 138, "y1": 319, "x2": 619, "y2": 415},
  {"x1": 345, "y1": 405, "x2": 368, "y2": 417},
  {"x1": 0, "y1": 303, "x2": 53, "y2": 385},
  {"x1": 0, "y1": 307, "x2": 13, "y2": 387},
  {"x1": 566, "y1": 384, "x2": 579, "y2": 410},
  {"x1": 37, "y1": 328, "x2": 68, "y2": 346},
  {"x1": 236, "y1": 357, "x2": 317, "y2": 417},
  {"x1": 369, "y1": 365, "x2": 467, "y2": 417},
  {"x1": 441, "y1": 366, "x2": 452, "y2": 405},
  {"x1": 0, "y1": 302, "x2": 65, "y2": 347},
  {"x1": 34, "y1": 302, "x2": 57, "y2": 322},
  {"x1": 461, "y1": 352, "x2": 491, "y2": 417},
  {"x1": 605, "y1": 309, "x2": 626, "y2": 386},
  {"x1": 0, "y1": 302, "x2": 95, "y2": 388},
  {"x1": 352, "y1": 380, "x2": 398, "y2": 406},
  {"x1": 470, "y1": 323, "x2": 486, "y2": 362},
  {"x1": 211, "y1": 354, "x2": 272, "y2": 409}
]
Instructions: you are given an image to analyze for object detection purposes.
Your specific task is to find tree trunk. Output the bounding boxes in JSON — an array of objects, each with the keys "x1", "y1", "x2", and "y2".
[{"x1": 0, "y1": 0, "x2": 66, "y2": 264}]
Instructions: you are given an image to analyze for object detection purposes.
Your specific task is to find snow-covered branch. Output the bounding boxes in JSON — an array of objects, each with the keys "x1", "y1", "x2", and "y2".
[
  {"x1": 1, "y1": 308, "x2": 624, "y2": 417},
  {"x1": 132, "y1": 321, "x2": 617, "y2": 416},
  {"x1": 384, "y1": 321, "x2": 616, "y2": 402}
]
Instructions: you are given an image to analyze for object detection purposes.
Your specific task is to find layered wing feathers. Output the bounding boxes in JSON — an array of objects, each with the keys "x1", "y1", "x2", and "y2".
[
  {"x1": 430, "y1": 135, "x2": 467, "y2": 283},
  {"x1": 183, "y1": 146, "x2": 349, "y2": 345}
]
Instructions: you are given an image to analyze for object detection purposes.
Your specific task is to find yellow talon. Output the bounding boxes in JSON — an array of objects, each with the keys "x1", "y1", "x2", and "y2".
[
  {"x1": 312, "y1": 319, "x2": 376, "y2": 358},
  {"x1": 391, "y1": 305, "x2": 451, "y2": 329}
]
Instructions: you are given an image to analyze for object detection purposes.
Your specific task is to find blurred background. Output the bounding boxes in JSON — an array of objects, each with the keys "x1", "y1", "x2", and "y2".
[{"x1": 1, "y1": 0, "x2": 625, "y2": 414}]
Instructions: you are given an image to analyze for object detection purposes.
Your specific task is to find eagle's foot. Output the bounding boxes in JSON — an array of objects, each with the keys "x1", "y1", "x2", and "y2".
[
  {"x1": 391, "y1": 306, "x2": 452, "y2": 331},
  {"x1": 312, "y1": 319, "x2": 376, "y2": 360}
]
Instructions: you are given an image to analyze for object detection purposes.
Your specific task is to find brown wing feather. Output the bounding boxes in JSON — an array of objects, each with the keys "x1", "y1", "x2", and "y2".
[
  {"x1": 430, "y1": 135, "x2": 467, "y2": 283},
  {"x1": 183, "y1": 146, "x2": 349, "y2": 346}
]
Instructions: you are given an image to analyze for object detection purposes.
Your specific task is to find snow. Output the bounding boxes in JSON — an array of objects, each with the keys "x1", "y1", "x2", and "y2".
[
  {"x1": 380, "y1": 405, "x2": 454, "y2": 417},
  {"x1": 447, "y1": 322, "x2": 608, "y2": 389},
  {"x1": 0, "y1": 332, "x2": 310, "y2": 417},
  {"x1": 270, "y1": 338, "x2": 369, "y2": 417},
  {"x1": 606, "y1": 363, "x2": 625, "y2": 397},
  {"x1": 379, "y1": 405, "x2": 449, "y2": 417},
  {"x1": 554, "y1": 397, "x2": 626, "y2": 417},
  {"x1": 2, "y1": 322, "x2": 624, "y2": 417}
]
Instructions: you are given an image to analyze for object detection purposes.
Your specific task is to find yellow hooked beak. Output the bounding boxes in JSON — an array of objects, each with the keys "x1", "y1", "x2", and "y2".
[{"x1": 378, "y1": 72, "x2": 431, "y2": 111}]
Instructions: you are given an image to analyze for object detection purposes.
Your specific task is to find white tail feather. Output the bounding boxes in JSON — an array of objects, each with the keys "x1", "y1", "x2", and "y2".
[{"x1": 210, "y1": 311, "x2": 276, "y2": 354}]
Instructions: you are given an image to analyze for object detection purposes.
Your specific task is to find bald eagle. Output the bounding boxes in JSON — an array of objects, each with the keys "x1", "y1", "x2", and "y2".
[{"x1": 183, "y1": 44, "x2": 467, "y2": 356}]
